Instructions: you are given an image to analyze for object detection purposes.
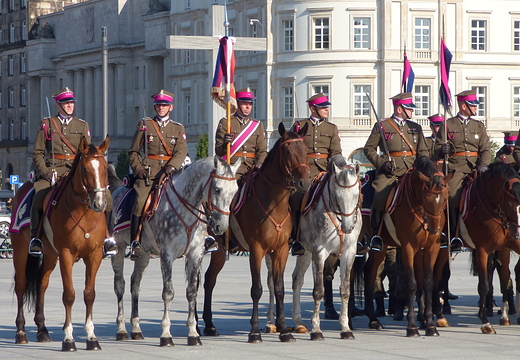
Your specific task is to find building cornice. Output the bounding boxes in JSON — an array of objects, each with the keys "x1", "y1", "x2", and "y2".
[
  {"x1": 50, "y1": 43, "x2": 145, "y2": 63},
  {"x1": 345, "y1": 8, "x2": 376, "y2": 12},
  {"x1": 466, "y1": 10, "x2": 492, "y2": 14}
]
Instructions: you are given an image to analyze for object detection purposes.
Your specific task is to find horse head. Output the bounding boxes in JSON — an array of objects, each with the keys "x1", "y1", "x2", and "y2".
[
  {"x1": 205, "y1": 155, "x2": 241, "y2": 235},
  {"x1": 75, "y1": 136, "x2": 110, "y2": 213},
  {"x1": 330, "y1": 156, "x2": 361, "y2": 235},
  {"x1": 495, "y1": 166, "x2": 520, "y2": 240},
  {"x1": 278, "y1": 122, "x2": 311, "y2": 192}
]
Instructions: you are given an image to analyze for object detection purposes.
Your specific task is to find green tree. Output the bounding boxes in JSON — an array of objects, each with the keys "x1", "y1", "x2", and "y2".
[
  {"x1": 490, "y1": 139, "x2": 500, "y2": 158},
  {"x1": 115, "y1": 150, "x2": 130, "y2": 179},
  {"x1": 196, "y1": 132, "x2": 209, "y2": 160}
]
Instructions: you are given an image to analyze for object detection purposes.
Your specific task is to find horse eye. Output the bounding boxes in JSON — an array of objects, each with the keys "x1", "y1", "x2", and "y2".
[{"x1": 214, "y1": 187, "x2": 221, "y2": 194}]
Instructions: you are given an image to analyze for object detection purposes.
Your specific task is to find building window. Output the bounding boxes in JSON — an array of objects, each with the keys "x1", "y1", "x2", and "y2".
[
  {"x1": 514, "y1": 87, "x2": 520, "y2": 117},
  {"x1": 471, "y1": 20, "x2": 486, "y2": 51},
  {"x1": 251, "y1": 88, "x2": 258, "y2": 118},
  {"x1": 20, "y1": 53, "x2": 26, "y2": 73},
  {"x1": 20, "y1": 85, "x2": 26, "y2": 106},
  {"x1": 282, "y1": 86, "x2": 293, "y2": 118},
  {"x1": 10, "y1": 23, "x2": 15, "y2": 42},
  {"x1": 414, "y1": 85, "x2": 430, "y2": 117},
  {"x1": 282, "y1": 20, "x2": 293, "y2": 51},
  {"x1": 353, "y1": 17, "x2": 370, "y2": 49},
  {"x1": 0, "y1": 91, "x2": 2, "y2": 108},
  {"x1": 185, "y1": 49, "x2": 191, "y2": 64},
  {"x1": 21, "y1": 0, "x2": 27, "y2": 8},
  {"x1": 313, "y1": 18, "x2": 329, "y2": 50},
  {"x1": 21, "y1": 21, "x2": 27, "y2": 40},
  {"x1": 134, "y1": 67, "x2": 139, "y2": 89},
  {"x1": 21, "y1": 118, "x2": 27, "y2": 139},
  {"x1": 9, "y1": 0, "x2": 14, "y2": 11},
  {"x1": 8, "y1": 55, "x2": 13, "y2": 75},
  {"x1": 313, "y1": 85, "x2": 329, "y2": 98},
  {"x1": 9, "y1": 120, "x2": 14, "y2": 140},
  {"x1": 185, "y1": 0, "x2": 190, "y2": 9},
  {"x1": 515, "y1": 21, "x2": 520, "y2": 51},
  {"x1": 185, "y1": 95, "x2": 191, "y2": 125},
  {"x1": 415, "y1": 18, "x2": 431, "y2": 49},
  {"x1": 0, "y1": 28, "x2": 3, "y2": 45},
  {"x1": 472, "y1": 86, "x2": 487, "y2": 117},
  {"x1": 8, "y1": 87, "x2": 14, "y2": 107},
  {"x1": 353, "y1": 85, "x2": 371, "y2": 116}
]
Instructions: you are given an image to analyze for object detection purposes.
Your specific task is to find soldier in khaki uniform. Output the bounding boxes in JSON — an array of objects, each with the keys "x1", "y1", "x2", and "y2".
[
  {"x1": 29, "y1": 88, "x2": 117, "y2": 257},
  {"x1": 364, "y1": 93, "x2": 429, "y2": 251},
  {"x1": 425, "y1": 114, "x2": 444, "y2": 158},
  {"x1": 496, "y1": 132, "x2": 518, "y2": 169},
  {"x1": 434, "y1": 90, "x2": 491, "y2": 252},
  {"x1": 128, "y1": 90, "x2": 188, "y2": 258},
  {"x1": 215, "y1": 88, "x2": 268, "y2": 179}
]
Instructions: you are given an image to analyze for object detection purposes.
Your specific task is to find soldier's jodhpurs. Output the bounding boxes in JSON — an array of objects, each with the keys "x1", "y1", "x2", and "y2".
[{"x1": 370, "y1": 208, "x2": 384, "y2": 236}]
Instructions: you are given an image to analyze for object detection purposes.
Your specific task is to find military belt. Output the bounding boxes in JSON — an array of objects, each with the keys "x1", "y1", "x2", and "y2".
[
  {"x1": 50, "y1": 154, "x2": 75, "y2": 160},
  {"x1": 147, "y1": 154, "x2": 172, "y2": 161},
  {"x1": 232, "y1": 152, "x2": 255, "y2": 159},
  {"x1": 307, "y1": 153, "x2": 329, "y2": 159},
  {"x1": 389, "y1": 151, "x2": 414, "y2": 157},
  {"x1": 453, "y1": 151, "x2": 478, "y2": 157}
]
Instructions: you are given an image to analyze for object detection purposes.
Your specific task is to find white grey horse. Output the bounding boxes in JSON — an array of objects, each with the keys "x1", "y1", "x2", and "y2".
[
  {"x1": 109, "y1": 155, "x2": 240, "y2": 346},
  {"x1": 290, "y1": 155, "x2": 362, "y2": 340}
]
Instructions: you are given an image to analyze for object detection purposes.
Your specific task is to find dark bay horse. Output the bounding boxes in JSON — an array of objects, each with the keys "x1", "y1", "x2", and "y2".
[
  {"x1": 202, "y1": 122, "x2": 310, "y2": 343},
  {"x1": 12, "y1": 136, "x2": 110, "y2": 351},
  {"x1": 364, "y1": 155, "x2": 452, "y2": 337},
  {"x1": 458, "y1": 163, "x2": 520, "y2": 334}
]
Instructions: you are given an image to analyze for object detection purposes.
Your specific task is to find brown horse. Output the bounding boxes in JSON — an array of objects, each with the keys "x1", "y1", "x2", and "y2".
[
  {"x1": 12, "y1": 136, "x2": 110, "y2": 351},
  {"x1": 202, "y1": 122, "x2": 310, "y2": 343},
  {"x1": 364, "y1": 155, "x2": 452, "y2": 337},
  {"x1": 458, "y1": 163, "x2": 520, "y2": 334}
]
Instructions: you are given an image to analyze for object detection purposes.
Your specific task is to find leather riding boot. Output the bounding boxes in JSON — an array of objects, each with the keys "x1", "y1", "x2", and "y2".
[
  {"x1": 393, "y1": 299, "x2": 405, "y2": 321},
  {"x1": 375, "y1": 296, "x2": 386, "y2": 317},
  {"x1": 323, "y1": 278, "x2": 339, "y2": 319},
  {"x1": 369, "y1": 208, "x2": 384, "y2": 251},
  {"x1": 387, "y1": 294, "x2": 396, "y2": 315},
  {"x1": 29, "y1": 207, "x2": 44, "y2": 256},
  {"x1": 290, "y1": 207, "x2": 305, "y2": 256},
  {"x1": 449, "y1": 207, "x2": 463, "y2": 252},
  {"x1": 507, "y1": 288, "x2": 517, "y2": 315},
  {"x1": 130, "y1": 215, "x2": 143, "y2": 260}
]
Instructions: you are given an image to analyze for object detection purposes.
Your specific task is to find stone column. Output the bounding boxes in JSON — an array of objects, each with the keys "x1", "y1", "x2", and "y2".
[
  {"x1": 108, "y1": 64, "x2": 115, "y2": 137},
  {"x1": 115, "y1": 63, "x2": 126, "y2": 136},
  {"x1": 74, "y1": 69, "x2": 85, "y2": 118},
  {"x1": 66, "y1": 70, "x2": 74, "y2": 90},
  {"x1": 84, "y1": 67, "x2": 94, "y2": 135},
  {"x1": 94, "y1": 66, "x2": 103, "y2": 136}
]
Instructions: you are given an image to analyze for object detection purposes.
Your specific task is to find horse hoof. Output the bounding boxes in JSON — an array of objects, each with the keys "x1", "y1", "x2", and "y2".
[
  {"x1": 116, "y1": 332, "x2": 129, "y2": 341},
  {"x1": 310, "y1": 332, "x2": 324, "y2": 341},
  {"x1": 86, "y1": 339, "x2": 101, "y2": 350},
  {"x1": 36, "y1": 331, "x2": 52, "y2": 342},
  {"x1": 436, "y1": 318, "x2": 450, "y2": 327},
  {"x1": 15, "y1": 332, "x2": 28, "y2": 344},
  {"x1": 62, "y1": 340, "x2": 77, "y2": 352},
  {"x1": 160, "y1": 337, "x2": 175, "y2": 347},
  {"x1": 187, "y1": 336, "x2": 202, "y2": 346},
  {"x1": 480, "y1": 323, "x2": 496, "y2": 334},
  {"x1": 406, "y1": 328, "x2": 420, "y2": 337},
  {"x1": 279, "y1": 333, "x2": 295, "y2": 342},
  {"x1": 294, "y1": 325, "x2": 309, "y2": 333},
  {"x1": 264, "y1": 324, "x2": 278, "y2": 333},
  {"x1": 368, "y1": 320, "x2": 384, "y2": 330},
  {"x1": 340, "y1": 331, "x2": 355, "y2": 339},
  {"x1": 499, "y1": 318, "x2": 511, "y2": 326},
  {"x1": 248, "y1": 333, "x2": 262, "y2": 343},
  {"x1": 131, "y1": 332, "x2": 145, "y2": 340},
  {"x1": 425, "y1": 327, "x2": 439, "y2": 336},
  {"x1": 203, "y1": 327, "x2": 219, "y2": 336}
]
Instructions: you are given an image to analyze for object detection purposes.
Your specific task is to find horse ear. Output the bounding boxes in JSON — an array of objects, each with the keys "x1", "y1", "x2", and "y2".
[
  {"x1": 418, "y1": 173, "x2": 430, "y2": 183},
  {"x1": 99, "y1": 135, "x2": 110, "y2": 154},
  {"x1": 333, "y1": 162, "x2": 341, "y2": 177},
  {"x1": 214, "y1": 155, "x2": 223, "y2": 171},
  {"x1": 278, "y1": 122, "x2": 286, "y2": 138},
  {"x1": 354, "y1": 162, "x2": 360, "y2": 176},
  {"x1": 298, "y1": 123, "x2": 309, "y2": 138},
  {"x1": 231, "y1": 157, "x2": 242, "y2": 176},
  {"x1": 79, "y1": 136, "x2": 89, "y2": 153}
]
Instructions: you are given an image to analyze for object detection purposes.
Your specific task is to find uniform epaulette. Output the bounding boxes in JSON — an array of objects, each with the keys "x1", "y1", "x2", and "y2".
[
  {"x1": 76, "y1": 118, "x2": 86, "y2": 123},
  {"x1": 170, "y1": 120, "x2": 182, "y2": 126}
]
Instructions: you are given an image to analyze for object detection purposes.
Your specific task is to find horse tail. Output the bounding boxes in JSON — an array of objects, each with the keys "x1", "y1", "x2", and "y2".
[
  {"x1": 470, "y1": 249, "x2": 478, "y2": 276},
  {"x1": 24, "y1": 255, "x2": 42, "y2": 311},
  {"x1": 352, "y1": 254, "x2": 365, "y2": 300}
]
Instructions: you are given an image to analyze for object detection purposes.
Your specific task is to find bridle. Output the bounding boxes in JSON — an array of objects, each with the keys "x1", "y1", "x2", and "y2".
[{"x1": 71, "y1": 153, "x2": 109, "y2": 209}]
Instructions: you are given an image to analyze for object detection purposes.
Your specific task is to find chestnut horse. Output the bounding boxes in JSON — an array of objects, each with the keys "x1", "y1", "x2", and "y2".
[
  {"x1": 202, "y1": 122, "x2": 310, "y2": 343},
  {"x1": 12, "y1": 136, "x2": 110, "y2": 351},
  {"x1": 364, "y1": 155, "x2": 452, "y2": 337},
  {"x1": 458, "y1": 163, "x2": 520, "y2": 334}
]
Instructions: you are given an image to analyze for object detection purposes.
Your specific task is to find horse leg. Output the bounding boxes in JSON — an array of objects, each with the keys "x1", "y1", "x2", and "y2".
[
  {"x1": 58, "y1": 254, "x2": 78, "y2": 351},
  {"x1": 159, "y1": 252, "x2": 175, "y2": 347},
  {"x1": 13, "y1": 233, "x2": 31, "y2": 344},
  {"x1": 111, "y1": 239, "x2": 129, "y2": 340},
  {"x1": 130, "y1": 251, "x2": 150, "y2": 340},
  {"x1": 248, "y1": 248, "x2": 264, "y2": 343},
  {"x1": 422, "y1": 244, "x2": 440, "y2": 336},
  {"x1": 364, "y1": 247, "x2": 386, "y2": 329},
  {"x1": 83, "y1": 254, "x2": 102, "y2": 350},
  {"x1": 433, "y1": 248, "x2": 450, "y2": 327},
  {"x1": 186, "y1": 249, "x2": 204, "y2": 346},
  {"x1": 475, "y1": 247, "x2": 495, "y2": 334},
  {"x1": 339, "y1": 248, "x2": 356, "y2": 340},
  {"x1": 401, "y1": 244, "x2": 419, "y2": 337},
  {"x1": 497, "y1": 247, "x2": 511, "y2": 326},
  {"x1": 309, "y1": 250, "x2": 327, "y2": 341},
  {"x1": 203, "y1": 246, "x2": 225, "y2": 336},
  {"x1": 269, "y1": 248, "x2": 295, "y2": 342},
  {"x1": 292, "y1": 251, "x2": 312, "y2": 333},
  {"x1": 264, "y1": 255, "x2": 277, "y2": 333},
  {"x1": 34, "y1": 255, "x2": 58, "y2": 343},
  {"x1": 415, "y1": 251, "x2": 426, "y2": 329}
]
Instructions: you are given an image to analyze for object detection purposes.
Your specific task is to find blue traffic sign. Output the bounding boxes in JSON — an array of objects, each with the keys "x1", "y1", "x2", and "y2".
[{"x1": 9, "y1": 175, "x2": 19, "y2": 184}]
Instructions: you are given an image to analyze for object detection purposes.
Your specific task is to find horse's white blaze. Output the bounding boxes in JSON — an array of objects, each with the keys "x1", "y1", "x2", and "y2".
[
  {"x1": 435, "y1": 195, "x2": 441, "y2": 205},
  {"x1": 91, "y1": 159, "x2": 102, "y2": 190}
]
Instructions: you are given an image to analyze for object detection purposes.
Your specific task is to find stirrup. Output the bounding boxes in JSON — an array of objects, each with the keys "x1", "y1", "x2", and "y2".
[
  {"x1": 130, "y1": 241, "x2": 144, "y2": 260},
  {"x1": 103, "y1": 237, "x2": 118, "y2": 258},
  {"x1": 370, "y1": 235, "x2": 383, "y2": 252},
  {"x1": 29, "y1": 238, "x2": 43, "y2": 257},
  {"x1": 440, "y1": 232, "x2": 448, "y2": 249},
  {"x1": 356, "y1": 241, "x2": 370, "y2": 257},
  {"x1": 450, "y1": 237, "x2": 463, "y2": 253},
  {"x1": 204, "y1": 236, "x2": 218, "y2": 253},
  {"x1": 291, "y1": 241, "x2": 305, "y2": 256}
]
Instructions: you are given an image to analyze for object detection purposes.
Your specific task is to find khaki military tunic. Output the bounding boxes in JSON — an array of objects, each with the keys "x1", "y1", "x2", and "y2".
[
  {"x1": 129, "y1": 116, "x2": 188, "y2": 215},
  {"x1": 215, "y1": 114, "x2": 267, "y2": 179},
  {"x1": 425, "y1": 136, "x2": 436, "y2": 159},
  {"x1": 32, "y1": 116, "x2": 91, "y2": 208},
  {"x1": 364, "y1": 117, "x2": 429, "y2": 211},
  {"x1": 291, "y1": 118, "x2": 342, "y2": 179},
  {"x1": 495, "y1": 146, "x2": 518, "y2": 171},
  {"x1": 434, "y1": 115, "x2": 490, "y2": 207}
]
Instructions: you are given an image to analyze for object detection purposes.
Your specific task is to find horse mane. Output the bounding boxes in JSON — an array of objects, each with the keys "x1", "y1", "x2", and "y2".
[
  {"x1": 487, "y1": 162, "x2": 520, "y2": 202},
  {"x1": 413, "y1": 155, "x2": 437, "y2": 178},
  {"x1": 262, "y1": 130, "x2": 301, "y2": 168},
  {"x1": 327, "y1": 155, "x2": 353, "y2": 184}
]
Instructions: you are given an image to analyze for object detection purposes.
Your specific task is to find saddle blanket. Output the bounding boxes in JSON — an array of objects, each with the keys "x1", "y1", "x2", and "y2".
[
  {"x1": 9, "y1": 185, "x2": 34, "y2": 233},
  {"x1": 232, "y1": 170, "x2": 259, "y2": 215},
  {"x1": 113, "y1": 188, "x2": 136, "y2": 233},
  {"x1": 302, "y1": 173, "x2": 328, "y2": 216}
]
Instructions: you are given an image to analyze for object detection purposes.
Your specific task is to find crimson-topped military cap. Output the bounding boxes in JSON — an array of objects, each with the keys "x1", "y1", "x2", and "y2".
[
  {"x1": 427, "y1": 113, "x2": 444, "y2": 124},
  {"x1": 504, "y1": 132, "x2": 518, "y2": 146},
  {"x1": 152, "y1": 89, "x2": 174, "y2": 105},
  {"x1": 53, "y1": 87, "x2": 76, "y2": 103},
  {"x1": 390, "y1": 92, "x2": 416, "y2": 109},
  {"x1": 236, "y1": 87, "x2": 254, "y2": 102},
  {"x1": 307, "y1": 93, "x2": 331, "y2": 107},
  {"x1": 456, "y1": 90, "x2": 480, "y2": 106}
]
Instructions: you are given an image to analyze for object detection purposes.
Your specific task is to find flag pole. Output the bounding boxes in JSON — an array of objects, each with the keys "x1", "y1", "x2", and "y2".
[{"x1": 224, "y1": 2, "x2": 231, "y2": 260}]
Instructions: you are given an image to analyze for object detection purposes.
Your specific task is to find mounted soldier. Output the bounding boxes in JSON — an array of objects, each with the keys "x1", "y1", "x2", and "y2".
[
  {"x1": 364, "y1": 92, "x2": 429, "y2": 251},
  {"x1": 29, "y1": 87, "x2": 117, "y2": 257},
  {"x1": 128, "y1": 89, "x2": 188, "y2": 259},
  {"x1": 425, "y1": 113, "x2": 444, "y2": 158},
  {"x1": 496, "y1": 132, "x2": 518, "y2": 170},
  {"x1": 434, "y1": 89, "x2": 491, "y2": 253}
]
